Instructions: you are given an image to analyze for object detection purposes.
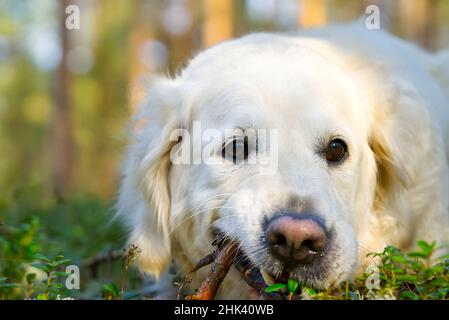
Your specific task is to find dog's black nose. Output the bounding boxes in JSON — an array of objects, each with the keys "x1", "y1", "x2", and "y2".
[{"x1": 265, "y1": 213, "x2": 326, "y2": 265}]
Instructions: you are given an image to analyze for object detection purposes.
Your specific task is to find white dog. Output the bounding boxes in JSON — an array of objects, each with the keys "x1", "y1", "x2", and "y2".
[{"x1": 117, "y1": 22, "x2": 449, "y2": 299}]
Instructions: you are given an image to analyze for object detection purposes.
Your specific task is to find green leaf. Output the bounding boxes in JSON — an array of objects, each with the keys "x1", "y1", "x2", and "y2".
[
  {"x1": 33, "y1": 253, "x2": 50, "y2": 262},
  {"x1": 36, "y1": 293, "x2": 48, "y2": 300},
  {"x1": 48, "y1": 259, "x2": 71, "y2": 268},
  {"x1": 427, "y1": 265, "x2": 444, "y2": 274},
  {"x1": 52, "y1": 271, "x2": 70, "y2": 277},
  {"x1": 103, "y1": 283, "x2": 120, "y2": 297},
  {"x1": 26, "y1": 273, "x2": 37, "y2": 285},
  {"x1": 265, "y1": 283, "x2": 287, "y2": 293},
  {"x1": 390, "y1": 255, "x2": 408, "y2": 264},
  {"x1": 30, "y1": 263, "x2": 50, "y2": 273},
  {"x1": 304, "y1": 287, "x2": 317, "y2": 296},
  {"x1": 60, "y1": 259, "x2": 71, "y2": 264},
  {"x1": 287, "y1": 279, "x2": 299, "y2": 294},
  {"x1": 409, "y1": 252, "x2": 428, "y2": 259},
  {"x1": 438, "y1": 288, "x2": 448, "y2": 299},
  {"x1": 400, "y1": 290, "x2": 419, "y2": 300},
  {"x1": 415, "y1": 240, "x2": 435, "y2": 258},
  {"x1": 411, "y1": 261, "x2": 424, "y2": 272},
  {"x1": 395, "y1": 275, "x2": 418, "y2": 283},
  {"x1": 393, "y1": 268, "x2": 406, "y2": 274},
  {"x1": 417, "y1": 240, "x2": 435, "y2": 251}
]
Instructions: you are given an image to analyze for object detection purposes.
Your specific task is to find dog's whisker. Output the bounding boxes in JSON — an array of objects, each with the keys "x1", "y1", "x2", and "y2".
[
  {"x1": 169, "y1": 205, "x2": 239, "y2": 236},
  {"x1": 172, "y1": 207, "x2": 252, "y2": 249},
  {"x1": 182, "y1": 193, "x2": 234, "y2": 214},
  {"x1": 179, "y1": 209, "x2": 244, "y2": 235}
]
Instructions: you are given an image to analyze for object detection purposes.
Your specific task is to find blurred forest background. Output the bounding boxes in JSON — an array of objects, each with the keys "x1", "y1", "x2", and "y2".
[{"x1": 0, "y1": 0, "x2": 449, "y2": 299}]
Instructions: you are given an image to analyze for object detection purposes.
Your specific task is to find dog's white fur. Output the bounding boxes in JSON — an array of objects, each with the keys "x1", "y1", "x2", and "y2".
[{"x1": 118, "y1": 22, "x2": 449, "y2": 299}]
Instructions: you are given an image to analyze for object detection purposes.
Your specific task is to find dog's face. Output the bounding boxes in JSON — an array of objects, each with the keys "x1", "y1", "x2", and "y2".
[{"x1": 119, "y1": 34, "x2": 403, "y2": 294}]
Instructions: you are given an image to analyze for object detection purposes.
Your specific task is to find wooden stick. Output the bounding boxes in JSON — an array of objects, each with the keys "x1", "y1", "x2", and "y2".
[
  {"x1": 189, "y1": 252, "x2": 217, "y2": 273},
  {"x1": 186, "y1": 241, "x2": 239, "y2": 300}
]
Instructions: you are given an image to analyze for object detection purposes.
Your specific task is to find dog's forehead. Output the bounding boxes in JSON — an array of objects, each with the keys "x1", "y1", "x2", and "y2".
[
  {"x1": 183, "y1": 35, "x2": 368, "y2": 134},
  {"x1": 191, "y1": 78, "x2": 361, "y2": 134},
  {"x1": 184, "y1": 34, "x2": 350, "y2": 89}
]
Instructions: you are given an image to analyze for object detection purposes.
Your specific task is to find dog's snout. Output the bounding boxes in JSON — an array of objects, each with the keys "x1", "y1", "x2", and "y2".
[{"x1": 266, "y1": 213, "x2": 326, "y2": 265}]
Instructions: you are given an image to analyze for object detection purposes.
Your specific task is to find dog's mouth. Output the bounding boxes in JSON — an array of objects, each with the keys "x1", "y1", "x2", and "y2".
[
  {"x1": 185, "y1": 236, "x2": 299, "y2": 300},
  {"x1": 234, "y1": 251, "x2": 293, "y2": 299}
]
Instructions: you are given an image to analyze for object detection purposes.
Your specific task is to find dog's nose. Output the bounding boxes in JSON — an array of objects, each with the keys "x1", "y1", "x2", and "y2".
[{"x1": 265, "y1": 213, "x2": 326, "y2": 265}]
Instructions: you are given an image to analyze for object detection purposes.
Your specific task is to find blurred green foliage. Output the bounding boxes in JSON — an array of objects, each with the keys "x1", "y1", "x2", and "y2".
[
  {"x1": 0, "y1": 187, "x2": 144, "y2": 299},
  {"x1": 4, "y1": 198, "x2": 447, "y2": 301},
  {"x1": 0, "y1": 1, "x2": 132, "y2": 198},
  {"x1": 264, "y1": 241, "x2": 449, "y2": 300}
]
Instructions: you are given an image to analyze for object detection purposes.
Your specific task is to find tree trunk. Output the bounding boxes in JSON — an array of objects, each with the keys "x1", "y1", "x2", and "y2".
[{"x1": 52, "y1": 0, "x2": 74, "y2": 197}]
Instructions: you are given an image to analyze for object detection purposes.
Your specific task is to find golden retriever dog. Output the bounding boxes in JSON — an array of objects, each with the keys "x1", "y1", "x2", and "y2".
[{"x1": 117, "y1": 22, "x2": 449, "y2": 299}]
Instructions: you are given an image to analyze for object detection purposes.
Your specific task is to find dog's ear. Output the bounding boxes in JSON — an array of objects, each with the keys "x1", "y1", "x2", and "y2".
[
  {"x1": 369, "y1": 126, "x2": 411, "y2": 208},
  {"x1": 366, "y1": 75, "x2": 419, "y2": 210},
  {"x1": 117, "y1": 77, "x2": 185, "y2": 278},
  {"x1": 352, "y1": 63, "x2": 413, "y2": 210}
]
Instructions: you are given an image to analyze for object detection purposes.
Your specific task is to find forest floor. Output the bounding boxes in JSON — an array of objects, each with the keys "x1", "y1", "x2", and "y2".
[{"x1": 1, "y1": 186, "x2": 449, "y2": 300}]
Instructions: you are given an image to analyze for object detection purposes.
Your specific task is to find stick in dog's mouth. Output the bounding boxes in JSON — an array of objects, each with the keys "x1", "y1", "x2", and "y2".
[{"x1": 184, "y1": 237, "x2": 295, "y2": 300}]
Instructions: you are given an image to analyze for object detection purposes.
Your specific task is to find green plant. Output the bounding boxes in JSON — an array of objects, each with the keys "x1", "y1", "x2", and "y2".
[
  {"x1": 361, "y1": 241, "x2": 449, "y2": 300},
  {"x1": 2, "y1": 189, "x2": 449, "y2": 300},
  {"x1": 101, "y1": 244, "x2": 142, "y2": 300},
  {"x1": 29, "y1": 253, "x2": 72, "y2": 300},
  {"x1": 0, "y1": 217, "x2": 43, "y2": 299},
  {"x1": 0, "y1": 276, "x2": 22, "y2": 300},
  {"x1": 0, "y1": 189, "x2": 143, "y2": 300},
  {"x1": 264, "y1": 240, "x2": 449, "y2": 300},
  {"x1": 102, "y1": 283, "x2": 120, "y2": 300},
  {"x1": 265, "y1": 278, "x2": 299, "y2": 299}
]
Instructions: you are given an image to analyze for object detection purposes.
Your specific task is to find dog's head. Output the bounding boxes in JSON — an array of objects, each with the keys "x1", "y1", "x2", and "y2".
[{"x1": 118, "y1": 34, "x2": 410, "y2": 291}]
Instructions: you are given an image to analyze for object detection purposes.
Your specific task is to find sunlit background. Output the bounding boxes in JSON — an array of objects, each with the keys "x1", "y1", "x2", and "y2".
[
  {"x1": 1, "y1": 0, "x2": 448, "y2": 200},
  {"x1": 0, "y1": 0, "x2": 449, "y2": 298}
]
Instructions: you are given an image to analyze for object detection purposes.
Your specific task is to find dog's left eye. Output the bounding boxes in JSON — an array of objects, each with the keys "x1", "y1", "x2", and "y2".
[
  {"x1": 325, "y1": 138, "x2": 348, "y2": 163},
  {"x1": 222, "y1": 137, "x2": 249, "y2": 163}
]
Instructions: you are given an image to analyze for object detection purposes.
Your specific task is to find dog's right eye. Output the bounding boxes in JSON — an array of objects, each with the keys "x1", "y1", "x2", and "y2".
[
  {"x1": 325, "y1": 138, "x2": 348, "y2": 163},
  {"x1": 222, "y1": 137, "x2": 249, "y2": 163}
]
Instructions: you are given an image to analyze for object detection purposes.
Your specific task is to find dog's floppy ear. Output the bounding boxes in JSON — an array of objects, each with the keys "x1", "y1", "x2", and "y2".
[
  {"x1": 369, "y1": 126, "x2": 410, "y2": 208},
  {"x1": 367, "y1": 76, "x2": 418, "y2": 210},
  {"x1": 117, "y1": 77, "x2": 184, "y2": 278},
  {"x1": 351, "y1": 62, "x2": 413, "y2": 209}
]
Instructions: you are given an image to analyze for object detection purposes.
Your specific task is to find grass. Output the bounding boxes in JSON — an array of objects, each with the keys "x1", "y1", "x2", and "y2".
[
  {"x1": 1, "y1": 187, "x2": 449, "y2": 300},
  {"x1": 0, "y1": 186, "x2": 144, "y2": 300},
  {"x1": 265, "y1": 241, "x2": 449, "y2": 300}
]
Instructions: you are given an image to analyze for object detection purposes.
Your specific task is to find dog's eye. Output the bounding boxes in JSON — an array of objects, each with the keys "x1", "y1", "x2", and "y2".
[
  {"x1": 222, "y1": 137, "x2": 249, "y2": 163},
  {"x1": 325, "y1": 138, "x2": 348, "y2": 163}
]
